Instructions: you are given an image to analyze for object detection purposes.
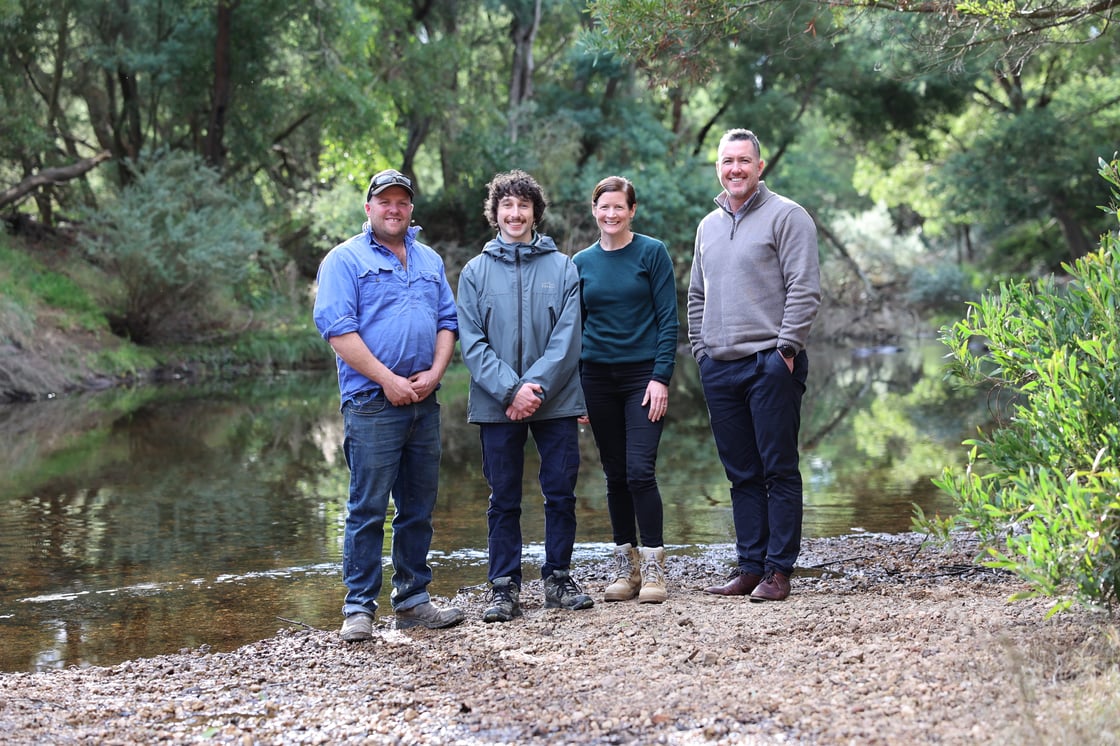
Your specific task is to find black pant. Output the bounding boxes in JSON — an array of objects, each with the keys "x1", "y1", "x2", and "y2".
[{"x1": 580, "y1": 360, "x2": 665, "y2": 548}]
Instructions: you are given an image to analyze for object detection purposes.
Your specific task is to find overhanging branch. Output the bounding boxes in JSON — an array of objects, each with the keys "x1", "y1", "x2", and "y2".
[{"x1": 0, "y1": 151, "x2": 112, "y2": 210}]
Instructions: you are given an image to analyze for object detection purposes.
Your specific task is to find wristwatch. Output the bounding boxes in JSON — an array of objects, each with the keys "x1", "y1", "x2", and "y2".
[{"x1": 778, "y1": 344, "x2": 797, "y2": 360}]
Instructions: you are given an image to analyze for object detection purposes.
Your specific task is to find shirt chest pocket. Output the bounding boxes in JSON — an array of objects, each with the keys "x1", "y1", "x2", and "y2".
[
  {"x1": 413, "y1": 270, "x2": 443, "y2": 309},
  {"x1": 357, "y1": 267, "x2": 442, "y2": 314},
  {"x1": 357, "y1": 267, "x2": 406, "y2": 312}
]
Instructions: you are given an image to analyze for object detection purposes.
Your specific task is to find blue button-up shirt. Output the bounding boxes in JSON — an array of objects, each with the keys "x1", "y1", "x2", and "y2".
[{"x1": 313, "y1": 223, "x2": 458, "y2": 408}]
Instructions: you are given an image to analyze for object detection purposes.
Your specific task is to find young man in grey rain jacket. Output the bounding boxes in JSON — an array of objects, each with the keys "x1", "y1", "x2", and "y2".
[{"x1": 456, "y1": 170, "x2": 593, "y2": 623}]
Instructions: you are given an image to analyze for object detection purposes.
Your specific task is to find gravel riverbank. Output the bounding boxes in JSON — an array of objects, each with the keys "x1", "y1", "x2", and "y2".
[{"x1": 2, "y1": 532, "x2": 1117, "y2": 745}]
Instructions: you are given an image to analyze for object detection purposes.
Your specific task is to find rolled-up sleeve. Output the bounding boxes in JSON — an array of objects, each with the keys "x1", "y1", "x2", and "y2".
[{"x1": 313, "y1": 250, "x2": 360, "y2": 341}]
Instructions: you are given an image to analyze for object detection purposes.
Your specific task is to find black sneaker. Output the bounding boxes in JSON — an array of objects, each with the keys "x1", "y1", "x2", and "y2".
[
  {"x1": 483, "y1": 576, "x2": 522, "y2": 623},
  {"x1": 544, "y1": 569, "x2": 594, "y2": 611}
]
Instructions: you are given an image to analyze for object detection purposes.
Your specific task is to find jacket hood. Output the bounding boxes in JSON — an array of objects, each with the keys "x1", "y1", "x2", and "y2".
[{"x1": 482, "y1": 232, "x2": 558, "y2": 262}]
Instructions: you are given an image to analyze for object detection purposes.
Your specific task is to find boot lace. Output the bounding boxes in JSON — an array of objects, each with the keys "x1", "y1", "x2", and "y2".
[
  {"x1": 641, "y1": 554, "x2": 666, "y2": 585},
  {"x1": 612, "y1": 550, "x2": 635, "y2": 582},
  {"x1": 487, "y1": 583, "x2": 514, "y2": 605},
  {"x1": 551, "y1": 573, "x2": 585, "y2": 599}
]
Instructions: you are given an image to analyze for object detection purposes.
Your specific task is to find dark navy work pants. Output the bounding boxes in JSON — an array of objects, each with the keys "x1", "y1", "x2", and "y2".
[{"x1": 698, "y1": 348, "x2": 808, "y2": 576}]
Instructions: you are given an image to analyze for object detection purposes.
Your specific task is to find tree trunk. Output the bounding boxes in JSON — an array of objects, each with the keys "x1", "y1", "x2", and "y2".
[
  {"x1": 1052, "y1": 198, "x2": 1092, "y2": 261},
  {"x1": 117, "y1": 67, "x2": 142, "y2": 161},
  {"x1": 507, "y1": 0, "x2": 541, "y2": 142},
  {"x1": 810, "y1": 210, "x2": 877, "y2": 301},
  {"x1": 204, "y1": 0, "x2": 236, "y2": 169},
  {"x1": 400, "y1": 117, "x2": 431, "y2": 194}
]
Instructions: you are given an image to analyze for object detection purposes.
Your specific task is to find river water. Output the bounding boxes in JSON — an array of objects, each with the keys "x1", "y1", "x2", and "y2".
[{"x1": 0, "y1": 340, "x2": 988, "y2": 672}]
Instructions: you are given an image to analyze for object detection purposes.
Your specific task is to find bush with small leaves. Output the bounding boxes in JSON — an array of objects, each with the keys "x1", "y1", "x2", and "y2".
[
  {"x1": 929, "y1": 157, "x2": 1120, "y2": 613},
  {"x1": 81, "y1": 152, "x2": 272, "y2": 344}
]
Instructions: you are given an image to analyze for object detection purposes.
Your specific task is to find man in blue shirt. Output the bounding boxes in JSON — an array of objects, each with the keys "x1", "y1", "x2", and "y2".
[{"x1": 313, "y1": 169, "x2": 464, "y2": 641}]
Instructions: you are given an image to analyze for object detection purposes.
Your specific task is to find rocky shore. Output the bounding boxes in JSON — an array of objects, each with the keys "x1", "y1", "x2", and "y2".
[{"x1": 2, "y1": 532, "x2": 1117, "y2": 745}]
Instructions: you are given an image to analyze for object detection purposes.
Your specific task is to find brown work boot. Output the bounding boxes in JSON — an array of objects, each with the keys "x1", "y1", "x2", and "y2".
[
  {"x1": 394, "y1": 601, "x2": 465, "y2": 630},
  {"x1": 749, "y1": 570, "x2": 791, "y2": 602},
  {"x1": 704, "y1": 569, "x2": 763, "y2": 596},
  {"x1": 340, "y1": 612, "x2": 374, "y2": 642},
  {"x1": 638, "y1": 546, "x2": 667, "y2": 604},
  {"x1": 604, "y1": 543, "x2": 641, "y2": 601}
]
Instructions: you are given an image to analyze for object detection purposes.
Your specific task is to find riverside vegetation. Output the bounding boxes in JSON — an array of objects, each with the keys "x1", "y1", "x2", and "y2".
[{"x1": 925, "y1": 158, "x2": 1120, "y2": 615}]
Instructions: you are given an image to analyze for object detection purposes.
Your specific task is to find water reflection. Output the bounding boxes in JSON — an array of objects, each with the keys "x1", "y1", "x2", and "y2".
[{"x1": 0, "y1": 341, "x2": 988, "y2": 672}]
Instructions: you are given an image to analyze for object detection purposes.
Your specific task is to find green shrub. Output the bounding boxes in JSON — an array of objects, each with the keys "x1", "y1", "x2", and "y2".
[
  {"x1": 80, "y1": 151, "x2": 273, "y2": 344},
  {"x1": 931, "y1": 157, "x2": 1120, "y2": 613}
]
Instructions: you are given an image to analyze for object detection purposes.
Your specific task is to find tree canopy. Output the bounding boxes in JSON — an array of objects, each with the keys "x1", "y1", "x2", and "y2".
[{"x1": 2, "y1": 0, "x2": 1118, "y2": 295}]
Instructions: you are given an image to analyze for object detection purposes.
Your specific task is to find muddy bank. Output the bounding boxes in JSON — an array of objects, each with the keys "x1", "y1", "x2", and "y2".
[{"x1": 2, "y1": 533, "x2": 1116, "y2": 745}]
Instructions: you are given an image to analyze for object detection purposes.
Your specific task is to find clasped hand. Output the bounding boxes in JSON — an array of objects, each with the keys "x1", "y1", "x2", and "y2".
[
  {"x1": 383, "y1": 370, "x2": 438, "y2": 406},
  {"x1": 506, "y1": 382, "x2": 543, "y2": 421}
]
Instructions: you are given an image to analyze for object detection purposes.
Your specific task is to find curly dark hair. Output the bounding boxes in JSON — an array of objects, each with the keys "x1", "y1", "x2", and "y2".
[{"x1": 483, "y1": 170, "x2": 548, "y2": 231}]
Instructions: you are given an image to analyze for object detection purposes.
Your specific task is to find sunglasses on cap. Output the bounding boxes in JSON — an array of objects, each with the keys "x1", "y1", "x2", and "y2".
[{"x1": 367, "y1": 170, "x2": 414, "y2": 200}]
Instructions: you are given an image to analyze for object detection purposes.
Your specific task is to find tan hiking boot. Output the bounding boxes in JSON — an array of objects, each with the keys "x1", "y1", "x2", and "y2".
[
  {"x1": 604, "y1": 543, "x2": 641, "y2": 601},
  {"x1": 638, "y1": 546, "x2": 667, "y2": 604}
]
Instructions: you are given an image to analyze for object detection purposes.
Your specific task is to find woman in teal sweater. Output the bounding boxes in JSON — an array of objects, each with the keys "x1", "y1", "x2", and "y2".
[{"x1": 573, "y1": 176, "x2": 679, "y2": 604}]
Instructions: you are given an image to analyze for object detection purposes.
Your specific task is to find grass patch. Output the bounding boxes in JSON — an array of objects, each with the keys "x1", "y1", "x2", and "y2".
[
  {"x1": 1009, "y1": 625, "x2": 1120, "y2": 744},
  {"x1": 87, "y1": 345, "x2": 160, "y2": 379},
  {"x1": 227, "y1": 320, "x2": 331, "y2": 369},
  {"x1": 0, "y1": 239, "x2": 107, "y2": 332}
]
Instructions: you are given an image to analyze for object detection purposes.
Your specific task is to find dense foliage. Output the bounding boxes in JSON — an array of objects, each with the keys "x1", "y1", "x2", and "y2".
[
  {"x1": 933, "y1": 158, "x2": 1120, "y2": 612},
  {"x1": 4, "y1": 1, "x2": 1118, "y2": 278},
  {"x1": 2, "y1": 0, "x2": 1119, "y2": 439}
]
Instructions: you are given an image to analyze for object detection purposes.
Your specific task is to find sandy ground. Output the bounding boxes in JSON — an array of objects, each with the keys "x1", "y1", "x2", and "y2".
[{"x1": 2, "y1": 532, "x2": 1119, "y2": 745}]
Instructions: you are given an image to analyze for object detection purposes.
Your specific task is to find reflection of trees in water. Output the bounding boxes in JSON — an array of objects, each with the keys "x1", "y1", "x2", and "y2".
[
  {"x1": 0, "y1": 351, "x2": 997, "y2": 671},
  {"x1": 1, "y1": 374, "x2": 343, "y2": 585},
  {"x1": 0, "y1": 378, "x2": 341, "y2": 671},
  {"x1": 652, "y1": 344, "x2": 990, "y2": 528},
  {"x1": 0, "y1": 394, "x2": 125, "y2": 493},
  {"x1": 800, "y1": 344, "x2": 991, "y2": 527}
]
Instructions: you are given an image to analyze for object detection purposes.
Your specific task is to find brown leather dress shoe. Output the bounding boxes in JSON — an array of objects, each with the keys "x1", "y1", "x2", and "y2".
[
  {"x1": 704, "y1": 571, "x2": 763, "y2": 596},
  {"x1": 749, "y1": 571, "x2": 790, "y2": 601}
]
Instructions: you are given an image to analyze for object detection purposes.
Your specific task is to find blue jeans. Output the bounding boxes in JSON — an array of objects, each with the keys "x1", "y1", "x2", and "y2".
[
  {"x1": 699, "y1": 349, "x2": 808, "y2": 576},
  {"x1": 479, "y1": 417, "x2": 581, "y2": 584},
  {"x1": 341, "y1": 391, "x2": 440, "y2": 616},
  {"x1": 580, "y1": 360, "x2": 665, "y2": 548}
]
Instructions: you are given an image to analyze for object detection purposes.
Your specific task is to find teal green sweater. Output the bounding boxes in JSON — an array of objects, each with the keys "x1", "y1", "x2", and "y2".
[{"x1": 573, "y1": 233, "x2": 679, "y2": 384}]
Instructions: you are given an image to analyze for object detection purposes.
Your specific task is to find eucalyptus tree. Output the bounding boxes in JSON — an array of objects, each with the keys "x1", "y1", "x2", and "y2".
[
  {"x1": 1, "y1": 0, "x2": 395, "y2": 344},
  {"x1": 588, "y1": 0, "x2": 1120, "y2": 79},
  {"x1": 588, "y1": 0, "x2": 1120, "y2": 269},
  {"x1": 571, "y1": 4, "x2": 975, "y2": 296},
  {"x1": 931, "y1": 40, "x2": 1120, "y2": 265},
  {"x1": 0, "y1": 0, "x2": 378, "y2": 224},
  {"x1": 836, "y1": 17, "x2": 1120, "y2": 267}
]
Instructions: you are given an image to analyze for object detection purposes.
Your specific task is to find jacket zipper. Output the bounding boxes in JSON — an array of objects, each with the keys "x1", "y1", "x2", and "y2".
[{"x1": 515, "y1": 249, "x2": 524, "y2": 376}]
